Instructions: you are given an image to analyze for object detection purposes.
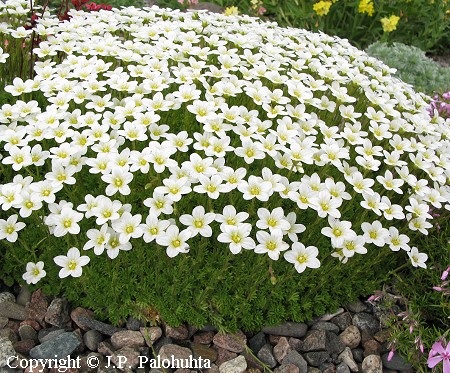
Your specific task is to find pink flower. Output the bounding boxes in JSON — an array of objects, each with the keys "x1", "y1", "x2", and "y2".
[
  {"x1": 257, "y1": 6, "x2": 266, "y2": 15},
  {"x1": 428, "y1": 341, "x2": 450, "y2": 373},
  {"x1": 387, "y1": 350, "x2": 395, "y2": 361},
  {"x1": 442, "y1": 268, "x2": 450, "y2": 281}
]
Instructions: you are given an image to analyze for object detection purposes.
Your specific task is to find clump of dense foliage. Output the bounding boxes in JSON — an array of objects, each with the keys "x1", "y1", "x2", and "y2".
[
  {"x1": 366, "y1": 42, "x2": 450, "y2": 96},
  {"x1": 0, "y1": 0, "x2": 449, "y2": 330}
]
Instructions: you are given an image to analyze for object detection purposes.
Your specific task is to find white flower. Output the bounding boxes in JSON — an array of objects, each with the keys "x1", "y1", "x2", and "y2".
[
  {"x1": 321, "y1": 218, "x2": 355, "y2": 248},
  {"x1": 105, "y1": 229, "x2": 132, "y2": 259},
  {"x1": 386, "y1": 227, "x2": 410, "y2": 252},
  {"x1": 255, "y1": 230, "x2": 289, "y2": 260},
  {"x1": 46, "y1": 207, "x2": 83, "y2": 237},
  {"x1": 102, "y1": 167, "x2": 133, "y2": 196},
  {"x1": 341, "y1": 236, "x2": 367, "y2": 258},
  {"x1": 217, "y1": 223, "x2": 255, "y2": 254},
  {"x1": 83, "y1": 224, "x2": 111, "y2": 255},
  {"x1": 91, "y1": 197, "x2": 122, "y2": 225},
  {"x1": 193, "y1": 175, "x2": 229, "y2": 199},
  {"x1": 143, "y1": 193, "x2": 174, "y2": 216},
  {"x1": 22, "y1": 261, "x2": 46, "y2": 284},
  {"x1": 311, "y1": 191, "x2": 342, "y2": 219},
  {"x1": 54, "y1": 247, "x2": 90, "y2": 278},
  {"x1": 361, "y1": 221, "x2": 389, "y2": 247},
  {"x1": 215, "y1": 205, "x2": 249, "y2": 229},
  {"x1": 0, "y1": 215, "x2": 26, "y2": 242},
  {"x1": 407, "y1": 247, "x2": 428, "y2": 268},
  {"x1": 154, "y1": 177, "x2": 191, "y2": 202},
  {"x1": 256, "y1": 207, "x2": 290, "y2": 233},
  {"x1": 140, "y1": 213, "x2": 171, "y2": 243},
  {"x1": 376, "y1": 170, "x2": 404, "y2": 194},
  {"x1": 237, "y1": 176, "x2": 272, "y2": 201},
  {"x1": 156, "y1": 225, "x2": 191, "y2": 258},
  {"x1": 282, "y1": 212, "x2": 306, "y2": 242},
  {"x1": 111, "y1": 212, "x2": 143, "y2": 243},
  {"x1": 284, "y1": 242, "x2": 321, "y2": 273},
  {"x1": 179, "y1": 206, "x2": 216, "y2": 237}
]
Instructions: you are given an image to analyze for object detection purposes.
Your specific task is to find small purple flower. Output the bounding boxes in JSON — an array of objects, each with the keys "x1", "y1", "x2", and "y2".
[
  {"x1": 442, "y1": 267, "x2": 449, "y2": 281},
  {"x1": 427, "y1": 341, "x2": 450, "y2": 373}
]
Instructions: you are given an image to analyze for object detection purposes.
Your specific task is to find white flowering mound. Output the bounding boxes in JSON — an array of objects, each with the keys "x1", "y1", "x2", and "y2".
[{"x1": 0, "y1": 0, "x2": 450, "y2": 327}]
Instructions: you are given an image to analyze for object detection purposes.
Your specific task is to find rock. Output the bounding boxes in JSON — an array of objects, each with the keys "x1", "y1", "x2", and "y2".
[
  {"x1": 0, "y1": 328, "x2": 18, "y2": 343},
  {"x1": 16, "y1": 287, "x2": 32, "y2": 307},
  {"x1": 5, "y1": 321, "x2": 19, "y2": 335},
  {"x1": 352, "y1": 348, "x2": 364, "y2": 363},
  {"x1": 29, "y1": 332, "x2": 81, "y2": 359},
  {"x1": 111, "y1": 347, "x2": 141, "y2": 370},
  {"x1": 320, "y1": 363, "x2": 336, "y2": 373},
  {"x1": 18, "y1": 324, "x2": 38, "y2": 342},
  {"x1": 159, "y1": 344, "x2": 192, "y2": 361},
  {"x1": 98, "y1": 341, "x2": 115, "y2": 357},
  {"x1": 320, "y1": 308, "x2": 344, "y2": 322},
  {"x1": 79, "y1": 353, "x2": 104, "y2": 373},
  {"x1": 338, "y1": 347, "x2": 358, "y2": 373},
  {"x1": 331, "y1": 313, "x2": 352, "y2": 332},
  {"x1": 311, "y1": 322, "x2": 340, "y2": 334},
  {"x1": 70, "y1": 308, "x2": 95, "y2": 332},
  {"x1": 83, "y1": 330, "x2": 103, "y2": 351},
  {"x1": 262, "y1": 323, "x2": 308, "y2": 338},
  {"x1": 362, "y1": 355, "x2": 382, "y2": 373},
  {"x1": 38, "y1": 327, "x2": 65, "y2": 343},
  {"x1": 152, "y1": 336, "x2": 172, "y2": 354},
  {"x1": 139, "y1": 327, "x2": 162, "y2": 347},
  {"x1": 189, "y1": 2, "x2": 224, "y2": 13},
  {"x1": 257, "y1": 344, "x2": 277, "y2": 368},
  {"x1": 336, "y1": 362, "x2": 350, "y2": 373},
  {"x1": 288, "y1": 338, "x2": 303, "y2": 351},
  {"x1": 215, "y1": 347, "x2": 237, "y2": 366},
  {"x1": 24, "y1": 362, "x2": 49, "y2": 373},
  {"x1": 274, "y1": 364, "x2": 300, "y2": 373},
  {"x1": 218, "y1": 355, "x2": 246, "y2": 373},
  {"x1": 204, "y1": 364, "x2": 219, "y2": 373},
  {"x1": 326, "y1": 331, "x2": 346, "y2": 355},
  {"x1": 45, "y1": 298, "x2": 71, "y2": 328},
  {"x1": 241, "y1": 350, "x2": 263, "y2": 370},
  {"x1": 282, "y1": 351, "x2": 307, "y2": 372},
  {"x1": 363, "y1": 340, "x2": 381, "y2": 357},
  {"x1": 339, "y1": 326, "x2": 361, "y2": 349},
  {"x1": 0, "y1": 302, "x2": 27, "y2": 321},
  {"x1": 111, "y1": 330, "x2": 145, "y2": 350},
  {"x1": 373, "y1": 331, "x2": 389, "y2": 344},
  {"x1": 26, "y1": 289, "x2": 50, "y2": 326},
  {"x1": 381, "y1": 352, "x2": 412, "y2": 371},
  {"x1": 304, "y1": 351, "x2": 329, "y2": 367},
  {"x1": 0, "y1": 317, "x2": 8, "y2": 329},
  {"x1": 13, "y1": 339, "x2": 36, "y2": 355},
  {"x1": 163, "y1": 324, "x2": 189, "y2": 340},
  {"x1": 269, "y1": 335, "x2": 281, "y2": 345},
  {"x1": 248, "y1": 332, "x2": 266, "y2": 354},
  {"x1": 213, "y1": 331, "x2": 247, "y2": 353},
  {"x1": 346, "y1": 300, "x2": 368, "y2": 313},
  {"x1": 193, "y1": 331, "x2": 215, "y2": 345},
  {"x1": 126, "y1": 317, "x2": 142, "y2": 331},
  {"x1": 307, "y1": 368, "x2": 320, "y2": 373},
  {"x1": 191, "y1": 342, "x2": 217, "y2": 362},
  {"x1": 273, "y1": 337, "x2": 292, "y2": 363},
  {"x1": 0, "y1": 293, "x2": 15, "y2": 304},
  {"x1": 0, "y1": 336, "x2": 16, "y2": 368},
  {"x1": 75, "y1": 316, "x2": 122, "y2": 336},
  {"x1": 20, "y1": 320, "x2": 41, "y2": 331},
  {"x1": 352, "y1": 314, "x2": 379, "y2": 340},
  {"x1": 300, "y1": 330, "x2": 327, "y2": 352}
]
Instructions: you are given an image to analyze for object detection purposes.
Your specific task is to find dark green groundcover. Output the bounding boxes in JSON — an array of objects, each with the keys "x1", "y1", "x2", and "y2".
[{"x1": 1, "y1": 232, "x2": 400, "y2": 332}]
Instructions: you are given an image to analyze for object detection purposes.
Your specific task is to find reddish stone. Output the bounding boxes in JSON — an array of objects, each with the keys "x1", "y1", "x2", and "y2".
[
  {"x1": 213, "y1": 330, "x2": 247, "y2": 353},
  {"x1": 26, "y1": 289, "x2": 51, "y2": 326},
  {"x1": 163, "y1": 323, "x2": 189, "y2": 340},
  {"x1": 6, "y1": 320, "x2": 20, "y2": 334},
  {"x1": 193, "y1": 331, "x2": 215, "y2": 345},
  {"x1": 70, "y1": 307, "x2": 95, "y2": 331},
  {"x1": 215, "y1": 346, "x2": 237, "y2": 366},
  {"x1": 20, "y1": 319, "x2": 42, "y2": 331},
  {"x1": 13, "y1": 339, "x2": 36, "y2": 355},
  {"x1": 49, "y1": 368, "x2": 79, "y2": 373},
  {"x1": 24, "y1": 363, "x2": 49, "y2": 373},
  {"x1": 269, "y1": 335, "x2": 281, "y2": 345}
]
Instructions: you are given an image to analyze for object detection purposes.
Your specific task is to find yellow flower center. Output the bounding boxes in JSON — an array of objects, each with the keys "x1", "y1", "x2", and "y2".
[{"x1": 297, "y1": 254, "x2": 307, "y2": 264}]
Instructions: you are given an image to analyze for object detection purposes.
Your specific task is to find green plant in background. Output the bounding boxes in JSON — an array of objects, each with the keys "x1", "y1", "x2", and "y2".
[
  {"x1": 366, "y1": 42, "x2": 450, "y2": 96},
  {"x1": 225, "y1": 0, "x2": 450, "y2": 51}
]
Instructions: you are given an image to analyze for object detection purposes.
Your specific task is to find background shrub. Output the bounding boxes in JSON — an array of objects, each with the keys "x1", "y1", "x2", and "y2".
[{"x1": 366, "y1": 42, "x2": 450, "y2": 95}]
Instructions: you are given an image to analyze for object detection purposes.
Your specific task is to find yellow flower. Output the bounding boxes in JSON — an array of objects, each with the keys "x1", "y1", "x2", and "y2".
[
  {"x1": 313, "y1": 0, "x2": 332, "y2": 16},
  {"x1": 358, "y1": 0, "x2": 374, "y2": 16},
  {"x1": 224, "y1": 6, "x2": 239, "y2": 15},
  {"x1": 380, "y1": 15, "x2": 400, "y2": 32}
]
